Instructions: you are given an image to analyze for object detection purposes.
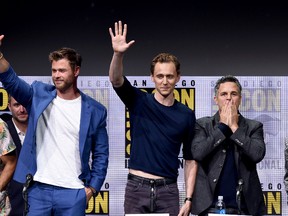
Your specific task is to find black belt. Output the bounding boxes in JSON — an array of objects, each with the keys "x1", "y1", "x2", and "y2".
[{"x1": 128, "y1": 173, "x2": 176, "y2": 186}]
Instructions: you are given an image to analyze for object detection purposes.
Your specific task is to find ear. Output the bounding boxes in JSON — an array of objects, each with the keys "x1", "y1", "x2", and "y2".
[
  {"x1": 213, "y1": 95, "x2": 218, "y2": 104},
  {"x1": 74, "y1": 66, "x2": 80, "y2": 77},
  {"x1": 151, "y1": 74, "x2": 155, "y2": 83},
  {"x1": 176, "y1": 74, "x2": 181, "y2": 83}
]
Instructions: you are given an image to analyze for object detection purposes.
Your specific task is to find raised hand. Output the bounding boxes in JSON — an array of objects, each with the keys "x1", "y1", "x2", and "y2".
[{"x1": 109, "y1": 21, "x2": 135, "y2": 53}]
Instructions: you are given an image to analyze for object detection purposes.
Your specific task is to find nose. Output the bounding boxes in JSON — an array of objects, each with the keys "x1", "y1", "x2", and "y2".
[
  {"x1": 163, "y1": 76, "x2": 168, "y2": 84},
  {"x1": 19, "y1": 105, "x2": 26, "y2": 112},
  {"x1": 55, "y1": 71, "x2": 60, "y2": 77},
  {"x1": 226, "y1": 93, "x2": 232, "y2": 100},
  {"x1": 53, "y1": 70, "x2": 61, "y2": 77}
]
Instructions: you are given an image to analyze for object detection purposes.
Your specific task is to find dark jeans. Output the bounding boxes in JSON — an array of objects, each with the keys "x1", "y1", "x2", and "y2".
[{"x1": 124, "y1": 173, "x2": 179, "y2": 216}]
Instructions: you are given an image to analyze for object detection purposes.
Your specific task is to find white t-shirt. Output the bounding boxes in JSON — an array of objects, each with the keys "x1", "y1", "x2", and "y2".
[{"x1": 34, "y1": 95, "x2": 83, "y2": 189}]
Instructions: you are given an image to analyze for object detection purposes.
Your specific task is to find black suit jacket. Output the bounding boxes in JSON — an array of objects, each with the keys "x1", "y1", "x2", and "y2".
[
  {"x1": 191, "y1": 112, "x2": 266, "y2": 216},
  {"x1": 2, "y1": 115, "x2": 24, "y2": 216}
]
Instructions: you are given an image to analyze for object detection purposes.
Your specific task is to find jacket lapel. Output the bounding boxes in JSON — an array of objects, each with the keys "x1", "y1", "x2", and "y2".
[{"x1": 79, "y1": 93, "x2": 92, "y2": 155}]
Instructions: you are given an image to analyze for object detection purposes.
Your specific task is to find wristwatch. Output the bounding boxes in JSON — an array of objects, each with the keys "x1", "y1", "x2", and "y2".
[{"x1": 184, "y1": 197, "x2": 192, "y2": 203}]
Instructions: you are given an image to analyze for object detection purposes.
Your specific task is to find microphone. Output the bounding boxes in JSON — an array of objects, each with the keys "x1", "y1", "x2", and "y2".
[
  {"x1": 23, "y1": 174, "x2": 33, "y2": 216},
  {"x1": 238, "y1": 179, "x2": 243, "y2": 190},
  {"x1": 23, "y1": 174, "x2": 33, "y2": 193},
  {"x1": 236, "y1": 178, "x2": 244, "y2": 214},
  {"x1": 236, "y1": 179, "x2": 243, "y2": 197}
]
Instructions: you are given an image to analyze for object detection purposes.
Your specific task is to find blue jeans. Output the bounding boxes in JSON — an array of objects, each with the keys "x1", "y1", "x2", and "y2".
[
  {"x1": 124, "y1": 174, "x2": 179, "y2": 216},
  {"x1": 27, "y1": 182, "x2": 86, "y2": 216}
]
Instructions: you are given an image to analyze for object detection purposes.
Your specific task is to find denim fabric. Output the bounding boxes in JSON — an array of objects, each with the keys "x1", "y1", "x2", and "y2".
[
  {"x1": 27, "y1": 182, "x2": 86, "y2": 216},
  {"x1": 124, "y1": 177, "x2": 179, "y2": 216}
]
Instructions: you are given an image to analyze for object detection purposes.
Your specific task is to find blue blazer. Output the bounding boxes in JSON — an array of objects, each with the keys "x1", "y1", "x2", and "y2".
[{"x1": 0, "y1": 66, "x2": 109, "y2": 192}]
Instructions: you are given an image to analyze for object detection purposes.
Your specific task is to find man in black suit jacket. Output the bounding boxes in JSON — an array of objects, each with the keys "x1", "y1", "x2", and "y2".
[
  {"x1": 1, "y1": 95, "x2": 28, "y2": 216},
  {"x1": 190, "y1": 75, "x2": 266, "y2": 216}
]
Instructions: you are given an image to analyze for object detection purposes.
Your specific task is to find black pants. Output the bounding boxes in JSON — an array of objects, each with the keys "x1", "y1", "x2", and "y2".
[{"x1": 124, "y1": 173, "x2": 179, "y2": 216}]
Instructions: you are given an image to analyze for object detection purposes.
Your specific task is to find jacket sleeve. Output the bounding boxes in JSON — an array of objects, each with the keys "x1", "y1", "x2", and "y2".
[
  {"x1": 191, "y1": 117, "x2": 226, "y2": 161},
  {"x1": 0, "y1": 66, "x2": 33, "y2": 108},
  {"x1": 88, "y1": 106, "x2": 109, "y2": 192},
  {"x1": 230, "y1": 119, "x2": 266, "y2": 163}
]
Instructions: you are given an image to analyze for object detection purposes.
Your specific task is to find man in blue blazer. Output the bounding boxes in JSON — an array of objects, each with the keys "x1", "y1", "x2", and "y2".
[{"x1": 0, "y1": 35, "x2": 109, "y2": 216}]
